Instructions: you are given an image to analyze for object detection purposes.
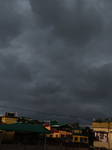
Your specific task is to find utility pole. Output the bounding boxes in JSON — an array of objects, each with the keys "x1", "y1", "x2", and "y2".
[
  {"x1": 44, "y1": 135, "x2": 46, "y2": 150},
  {"x1": 0, "y1": 131, "x2": 3, "y2": 150}
]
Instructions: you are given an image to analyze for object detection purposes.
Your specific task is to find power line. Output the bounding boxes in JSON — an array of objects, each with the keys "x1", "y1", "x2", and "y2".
[
  {"x1": 0, "y1": 105, "x2": 90, "y2": 121},
  {"x1": 0, "y1": 105, "x2": 53, "y2": 115}
]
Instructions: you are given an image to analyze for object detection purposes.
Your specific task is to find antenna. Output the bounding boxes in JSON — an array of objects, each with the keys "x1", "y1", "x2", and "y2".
[{"x1": 15, "y1": 112, "x2": 18, "y2": 117}]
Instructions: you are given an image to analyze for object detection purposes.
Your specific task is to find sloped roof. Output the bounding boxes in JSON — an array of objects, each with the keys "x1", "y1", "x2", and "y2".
[
  {"x1": 26, "y1": 119, "x2": 42, "y2": 125},
  {"x1": 51, "y1": 123, "x2": 72, "y2": 128},
  {"x1": 0, "y1": 123, "x2": 51, "y2": 134},
  {"x1": 44, "y1": 120, "x2": 72, "y2": 128},
  {"x1": 44, "y1": 120, "x2": 59, "y2": 124}
]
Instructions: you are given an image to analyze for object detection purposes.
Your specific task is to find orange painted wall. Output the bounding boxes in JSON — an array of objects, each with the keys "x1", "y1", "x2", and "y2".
[
  {"x1": 1, "y1": 116, "x2": 17, "y2": 141},
  {"x1": 1, "y1": 117, "x2": 17, "y2": 124}
]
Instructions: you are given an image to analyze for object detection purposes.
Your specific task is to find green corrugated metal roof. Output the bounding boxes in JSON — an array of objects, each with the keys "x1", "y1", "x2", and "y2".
[
  {"x1": 50, "y1": 122, "x2": 64, "y2": 126},
  {"x1": 51, "y1": 123, "x2": 72, "y2": 128},
  {"x1": 44, "y1": 120, "x2": 72, "y2": 128},
  {"x1": 0, "y1": 123, "x2": 51, "y2": 134},
  {"x1": 46, "y1": 120, "x2": 59, "y2": 124},
  {"x1": 26, "y1": 119, "x2": 42, "y2": 125}
]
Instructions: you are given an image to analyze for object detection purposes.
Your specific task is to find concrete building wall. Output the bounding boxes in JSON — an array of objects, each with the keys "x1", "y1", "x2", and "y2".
[
  {"x1": 73, "y1": 135, "x2": 89, "y2": 144},
  {"x1": 92, "y1": 122, "x2": 109, "y2": 128},
  {"x1": 46, "y1": 130, "x2": 72, "y2": 138},
  {"x1": 94, "y1": 141, "x2": 109, "y2": 149},
  {"x1": 1, "y1": 144, "x2": 65, "y2": 150},
  {"x1": 93, "y1": 128, "x2": 109, "y2": 132},
  {"x1": 1, "y1": 117, "x2": 17, "y2": 124}
]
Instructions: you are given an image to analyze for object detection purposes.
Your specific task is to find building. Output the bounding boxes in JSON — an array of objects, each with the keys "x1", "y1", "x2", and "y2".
[
  {"x1": 44, "y1": 120, "x2": 72, "y2": 140},
  {"x1": 72, "y1": 127, "x2": 89, "y2": 144},
  {"x1": 1, "y1": 112, "x2": 18, "y2": 124},
  {"x1": 92, "y1": 121, "x2": 112, "y2": 150},
  {"x1": 0, "y1": 123, "x2": 51, "y2": 144},
  {"x1": 17, "y1": 116, "x2": 42, "y2": 125},
  {"x1": 0, "y1": 112, "x2": 18, "y2": 141}
]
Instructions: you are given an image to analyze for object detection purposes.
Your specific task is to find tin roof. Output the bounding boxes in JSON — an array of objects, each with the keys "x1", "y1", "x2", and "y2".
[{"x1": 0, "y1": 123, "x2": 51, "y2": 134}]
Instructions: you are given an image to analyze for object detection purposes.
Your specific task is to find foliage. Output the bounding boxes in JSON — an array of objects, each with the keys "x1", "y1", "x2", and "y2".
[
  {"x1": 95, "y1": 118, "x2": 102, "y2": 122},
  {"x1": 70, "y1": 122, "x2": 79, "y2": 128},
  {"x1": 105, "y1": 118, "x2": 109, "y2": 122}
]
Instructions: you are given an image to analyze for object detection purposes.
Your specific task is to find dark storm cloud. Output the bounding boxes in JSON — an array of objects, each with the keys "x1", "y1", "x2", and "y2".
[
  {"x1": 86, "y1": 63, "x2": 112, "y2": 99},
  {"x1": 67, "y1": 62, "x2": 112, "y2": 102},
  {"x1": 0, "y1": 0, "x2": 112, "y2": 124},
  {"x1": 0, "y1": 0, "x2": 23, "y2": 47},
  {"x1": 0, "y1": 54, "x2": 31, "y2": 81},
  {"x1": 29, "y1": 80, "x2": 62, "y2": 97},
  {"x1": 30, "y1": 0, "x2": 103, "y2": 45},
  {"x1": 0, "y1": 53, "x2": 32, "y2": 109}
]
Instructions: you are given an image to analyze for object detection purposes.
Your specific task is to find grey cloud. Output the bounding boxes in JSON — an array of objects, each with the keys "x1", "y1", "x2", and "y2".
[
  {"x1": 0, "y1": 54, "x2": 31, "y2": 84},
  {"x1": 0, "y1": 1, "x2": 23, "y2": 47},
  {"x1": 30, "y1": 0, "x2": 103, "y2": 45},
  {"x1": 70, "y1": 63, "x2": 112, "y2": 101},
  {"x1": 0, "y1": 0, "x2": 112, "y2": 124},
  {"x1": 86, "y1": 63, "x2": 112, "y2": 99},
  {"x1": 29, "y1": 80, "x2": 62, "y2": 97}
]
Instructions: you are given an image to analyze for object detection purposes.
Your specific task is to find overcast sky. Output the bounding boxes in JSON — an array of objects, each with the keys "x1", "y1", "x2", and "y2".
[{"x1": 0, "y1": 0, "x2": 112, "y2": 124}]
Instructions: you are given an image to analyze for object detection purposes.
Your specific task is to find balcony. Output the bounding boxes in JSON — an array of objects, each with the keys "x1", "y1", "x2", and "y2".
[
  {"x1": 94, "y1": 141, "x2": 109, "y2": 149},
  {"x1": 92, "y1": 122, "x2": 109, "y2": 128},
  {"x1": 109, "y1": 122, "x2": 112, "y2": 129}
]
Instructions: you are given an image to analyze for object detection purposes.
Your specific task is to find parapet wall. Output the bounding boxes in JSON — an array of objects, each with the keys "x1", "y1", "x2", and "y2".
[
  {"x1": 92, "y1": 122, "x2": 109, "y2": 128},
  {"x1": 92, "y1": 122, "x2": 112, "y2": 128}
]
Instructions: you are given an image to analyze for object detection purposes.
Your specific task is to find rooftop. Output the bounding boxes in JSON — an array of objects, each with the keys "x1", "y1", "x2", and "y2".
[{"x1": 0, "y1": 123, "x2": 51, "y2": 134}]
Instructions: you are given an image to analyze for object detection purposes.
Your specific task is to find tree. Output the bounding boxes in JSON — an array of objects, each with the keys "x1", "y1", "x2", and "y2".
[
  {"x1": 70, "y1": 122, "x2": 79, "y2": 128},
  {"x1": 105, "y1": 118, "x2": 109, "y2": 122},
  {"x1": 83, "y1": 127, "x2": 94, "y2": 145}
]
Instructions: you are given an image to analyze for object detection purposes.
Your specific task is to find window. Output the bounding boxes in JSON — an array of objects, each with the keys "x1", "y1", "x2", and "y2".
[
  {"x1": 75, "y1": 137, "x2": 78, "y2": 141},
  {"x1": 56, "y1": 135, "x2": 58, "y2": 138},
  {"x1": 84, "y1": 138, "x2": 87, "y2": 142}
]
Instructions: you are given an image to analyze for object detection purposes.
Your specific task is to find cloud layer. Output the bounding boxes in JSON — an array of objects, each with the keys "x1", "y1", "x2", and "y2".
[{"x1": 0, "y1": 0, "x2": 112, "y2": 124}]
